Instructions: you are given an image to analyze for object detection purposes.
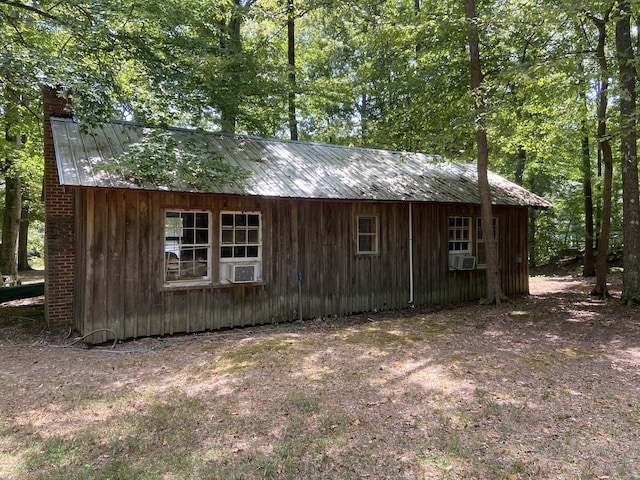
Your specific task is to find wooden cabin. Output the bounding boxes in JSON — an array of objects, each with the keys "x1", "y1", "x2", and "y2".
[{"x1": 43, "y1": 91, "x2": 550, "y2": 344}]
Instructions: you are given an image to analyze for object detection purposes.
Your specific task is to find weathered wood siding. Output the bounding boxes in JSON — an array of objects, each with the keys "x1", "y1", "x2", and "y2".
[
  {"x1": 75, "y1": 188, "x2": 529, "y2": 343},
  {"x1": 411, "y1": 203, "x2": 529, "y2": 306}
]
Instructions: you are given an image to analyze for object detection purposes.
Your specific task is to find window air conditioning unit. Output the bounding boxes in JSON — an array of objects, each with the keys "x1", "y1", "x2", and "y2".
[
  {"x1": 229, "y1": 264, "x2": 257, "y2": 283},
  {"x1": 449, "y1": 254, "x2": 476, "y2": 271}
]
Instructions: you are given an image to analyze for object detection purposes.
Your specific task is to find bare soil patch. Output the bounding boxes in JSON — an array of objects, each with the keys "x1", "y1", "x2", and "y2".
[{"x1": 1, "y1": 274, "x2": 639, "y2": 479}]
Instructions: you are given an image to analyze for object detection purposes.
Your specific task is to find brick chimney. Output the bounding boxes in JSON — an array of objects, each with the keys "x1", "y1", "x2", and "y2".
[{"x1": 42, "y1": 86, "x2": 75, "y2": 328}]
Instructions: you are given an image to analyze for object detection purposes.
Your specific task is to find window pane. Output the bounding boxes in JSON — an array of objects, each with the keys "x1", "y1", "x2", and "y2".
[
  {"x1": 180, "y1": 247, "x2": 194, "y2": 260},
  {"x1": 248, "y1": 214, "x2": 260, "y2": 227},
  {"x1": 247, "y1": 246, "x2": 259, "y2": 257},
  {"x1": 165, "y1": 251, "x2": 179, "y2": 269},
  {"x1": 235, "y1": 230, "x2": 247, "y2": 244},
  {"x1": 165, "y1": 212, "x2": 181, "y2": 237},
  {"x1": 221, "y1": 230, "x2": 233, "y2": 244},
  {"x1": 359, "y1": 236, "x2": 373, "y2": 252},
  {"x1": 182, "y1": 227, "x2": 194, "y2": 244},
  {"x1": 358, "y1": 217, "x2": 373, "y2": 233},
  {"x1": 196, "y1": 228, "x2": 208, "y2": 244},
  {"x1": 234, "y1": 246, "x2": 246, "y2": 257},
  {"x1": 248, "y1": 230, "x2": 259, "y2": 243},
  {"x1": 196, "y1": 212, "x2": 209, "y2": 228},
  {"x1": 221, "y1": 246, "x2": 233, "y2": 258},
  {"x1": 234, "y1": 214, "x2": 247, "y2": 227},
  {"x1": 221, "y1": 214, "x2": 234, "y2": 226},
  {"x1": 182, "y1": 212, "x2": 195, "y2": 227}
]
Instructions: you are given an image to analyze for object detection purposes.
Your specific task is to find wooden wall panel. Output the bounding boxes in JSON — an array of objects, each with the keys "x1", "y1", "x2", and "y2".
[
  {"x1": 89, "y1": 189, "x2": 108, "y2": 343},
  {"x1": 75, "y1": 189, "x2": 532, "y2": 342},
  {"x1": 137, "y1": 192, "x2": 152, "y2": 337},
  {"x1": 74, "y1": 192, "x2": 87, "y2": 334},
  {"x1": 123, "y1": 190, "x2": 140, "y2": 339}
]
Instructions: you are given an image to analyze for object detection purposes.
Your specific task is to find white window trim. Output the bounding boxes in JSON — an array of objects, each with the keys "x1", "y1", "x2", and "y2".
[
  {"x1": 164, "y1": 210, "x2": 212, "y2": 285},
  {"x1": 357, "y1": 215, "x2": 380, "y2": 255},
  {"x1": 448, "y1": 216, "x2": 472, "y2": 255},
  {"x1": 219, "y1": 211, "x2": 262, "y2": 263},
  {"x1": 219, "y1": 211, "x2": 263, "y2": 284}
]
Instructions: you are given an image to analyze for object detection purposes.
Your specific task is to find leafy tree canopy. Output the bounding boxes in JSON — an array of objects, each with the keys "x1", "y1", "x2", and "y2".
[{"x1": 105, "y1": 129, "x2": 252, "y2": 191}]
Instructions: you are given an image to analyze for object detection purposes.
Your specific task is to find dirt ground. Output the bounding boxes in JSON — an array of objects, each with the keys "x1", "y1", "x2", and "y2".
[{"x1": 1, "y1": 273, "x2": 639, "y2": 479}]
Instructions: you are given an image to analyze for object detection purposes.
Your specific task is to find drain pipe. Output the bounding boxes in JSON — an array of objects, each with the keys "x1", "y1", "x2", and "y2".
[
  {"x1": 298, "y1": 271, "x2": 303, "y2": 321},
  {"x1": 409, "y1": 203, "x2": 414, "y2": 305}
]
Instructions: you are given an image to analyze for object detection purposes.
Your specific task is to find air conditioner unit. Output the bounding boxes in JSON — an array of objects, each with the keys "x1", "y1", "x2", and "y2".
[
  {"x1": 229, "y1": 264, "x2": 257, "y2": 283},
  {"x1": 449, "y1": 254, "x2": 476, "y2": 271}
]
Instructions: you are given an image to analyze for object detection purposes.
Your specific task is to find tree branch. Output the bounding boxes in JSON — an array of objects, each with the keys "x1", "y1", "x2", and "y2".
[{"x1": 0, "y1": 0, "x2": 59, "y2": 21}]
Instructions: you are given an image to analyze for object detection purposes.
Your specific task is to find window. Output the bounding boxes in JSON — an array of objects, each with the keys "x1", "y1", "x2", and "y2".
[
  {"x1": 448, "y1": 216, "x2": 471, "y2": 254},
  {"x1": 164, "y1": 210, "x2": 211, "y2": 283},
  {"x1": 220, "y1": 211, "x2": 262, "y2": 283},
  {"x1": 476, "y1": 217, "x2": 498, "y2": 267},
  {"x1": 220, "y1": 212, "x2": 261, "y2": 260},
  {"x1": 357, "y1": 215, "x2": 379, "y2": 254}
]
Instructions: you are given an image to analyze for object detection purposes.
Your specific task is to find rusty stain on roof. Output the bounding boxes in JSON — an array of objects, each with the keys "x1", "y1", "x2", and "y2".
[{"x1": 50, "y1": 117, "x2": 551, "y2": 208}]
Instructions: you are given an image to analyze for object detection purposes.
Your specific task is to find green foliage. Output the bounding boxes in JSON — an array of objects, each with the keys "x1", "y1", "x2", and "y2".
[
  {"x1": 105, "y1": 129, "x2": 252, "y2": 191},
  {"x1": 0, "y1": 0, "x2": 633, "y2": 268}
]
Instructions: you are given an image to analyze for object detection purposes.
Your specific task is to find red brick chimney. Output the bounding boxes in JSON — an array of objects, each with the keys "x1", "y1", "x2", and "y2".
[{"x1": 42, "y1": 86, "x2": 75, "y2": 328}]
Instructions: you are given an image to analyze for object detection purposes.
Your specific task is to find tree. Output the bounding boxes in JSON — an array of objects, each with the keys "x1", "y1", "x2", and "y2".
[
  {"x1": 287, "y1": 0, "x2": 299, "y2": 140},
  {"x1": 463, "y1": 0, "x2": 505, "y2": 305},
  {"x1": 0, "y1": 0, "x2": 620, "y2": 281},
  {"x1": 585, "y1": 5, "x2": 615, "y2": 297},
  {"x1": 615, "y1": 0, "x2": 640, "y2": 304}
]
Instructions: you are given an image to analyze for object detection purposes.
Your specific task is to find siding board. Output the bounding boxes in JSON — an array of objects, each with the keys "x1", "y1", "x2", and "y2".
[
  {"x1": 74, "y1": 192, "x2": 87, "y2": 334},
  {"x1": 90, "y1": 189, "x2": 108, "y2": 343},
  {"x1": 106, "y1": 190, "x2": 125, "y2": 340},
  {"x1": 123, "y1": 190, "x2": 140, "y2": 339},
  {"x1": 137, "y1": 193, "x2": 152, "y2": 337}
]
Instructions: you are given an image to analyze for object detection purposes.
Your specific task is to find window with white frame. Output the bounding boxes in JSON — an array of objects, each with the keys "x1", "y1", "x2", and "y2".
[
  {"x1": 164, "y1": 210, "x2": 211, "y2": 283},
  {"x1": 220, "y1": 212, "x2": 261, "y2": 259},
  {"x1": 448, "y1": 216, "x2": 471, "y2": 254},
  {"x1": 357, "y1": 215, "x2": 379, "y2": 254},
  {"x1": 220, "y1": 212, "x2": 262, "y2": 283},
  {"x1": 476, "y1": 217, "x2": 498, "y2": 267}
]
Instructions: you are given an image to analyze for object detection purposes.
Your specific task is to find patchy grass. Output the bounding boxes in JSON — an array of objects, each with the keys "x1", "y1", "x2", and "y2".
[{"x1": 1, "y1": 275, "x2": 640, "y2": 479}]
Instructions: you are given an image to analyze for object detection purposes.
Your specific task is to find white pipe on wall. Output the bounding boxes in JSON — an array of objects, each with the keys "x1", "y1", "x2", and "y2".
[{"x1": 409, "y1": 202, "x2": 414, "y2": 305}]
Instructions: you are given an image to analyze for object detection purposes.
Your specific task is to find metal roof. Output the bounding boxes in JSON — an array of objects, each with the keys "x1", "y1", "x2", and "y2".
[{"x1": 50, "y1": 117, "x2": 550, "y2": 207}]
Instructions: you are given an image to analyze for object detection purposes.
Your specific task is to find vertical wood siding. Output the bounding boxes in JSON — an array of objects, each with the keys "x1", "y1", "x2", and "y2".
[{"x1": 76, "y1": 189, "x2": 530, "y2": 343}]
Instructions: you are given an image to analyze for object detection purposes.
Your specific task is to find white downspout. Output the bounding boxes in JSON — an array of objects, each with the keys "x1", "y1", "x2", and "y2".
[{"x1": 409, "y1": 202, "x2": 414, "y2": 305}]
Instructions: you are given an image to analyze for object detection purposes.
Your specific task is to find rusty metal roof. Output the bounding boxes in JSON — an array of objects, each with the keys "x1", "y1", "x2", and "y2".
[{"x1": 50, "y1": 117, "x2": 550, "y2": 207}]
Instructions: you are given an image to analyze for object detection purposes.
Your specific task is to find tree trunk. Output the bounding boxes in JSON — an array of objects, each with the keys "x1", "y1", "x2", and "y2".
[
  {"x1": 529, "y1": 209, "x2": 537, "y2": 268},
  {"x1": 287, "y1": 0, "x2": 298, "y2": 141},
  {"x1": 514, "y1": 146, "x2": 526, "y2": 187},
  {"x1": 615, "y1": 0, "x2": 640, "y2": 304},
  {"x1": 414, "y1": 0, "x2": 422, "y2": 54},
  {"x1": 464, "y1": 0, "x2": 505, "y2": 305},
  {"x1": 0, "y1": 174, "x2": 22, "y2": 284},
  {"x1": 220, "y1": 1, "x2": 243, "y2": 133},
  {"x1": 593, "y1": 142, "x2": 613, "y2": 297},
  {"x1": 587, "y1": 10, "x2": 614, "y2": 297},
  {"x1": 581, "y1": 125, "x2": 595, "y2": 277},
  {"x1": 18, "y1": 204, "x2": 31, "y2": 271}
]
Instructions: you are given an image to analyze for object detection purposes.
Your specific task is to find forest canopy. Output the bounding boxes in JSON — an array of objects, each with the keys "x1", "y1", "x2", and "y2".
[{"x1": 2, "y1": 0, "x2": 640, "y2": 300}]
